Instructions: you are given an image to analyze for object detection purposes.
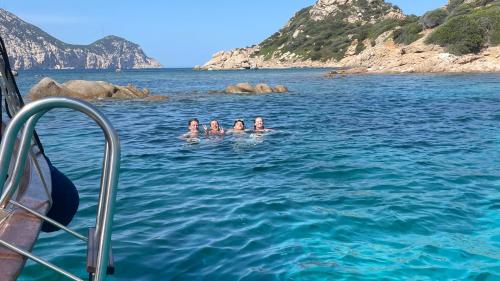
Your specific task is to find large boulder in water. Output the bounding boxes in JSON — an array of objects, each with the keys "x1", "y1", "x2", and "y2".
[
  {"x1": 28, "y1": 77, "x2": 167, "y2": 101},
  {"x1": 255, "y1": 83, "x2": 273, "y2": 93},
  {"x1": 28, "y1": 77, "x2": 68, "y2": 98},
  {"x1": 235, "y1": 82, "x2": 255, "y2": 93},
  {"x1": 273, "y1": 85, "x2": 288, "y2": 93}
]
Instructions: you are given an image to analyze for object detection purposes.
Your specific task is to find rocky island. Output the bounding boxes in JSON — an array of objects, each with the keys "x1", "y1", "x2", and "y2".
[
  {"x1": 201, "y1": 0, "x2": 500, "y2": 73},
  {"x1": 0, "y1": 8, "x2": 162, "y2": 70}
]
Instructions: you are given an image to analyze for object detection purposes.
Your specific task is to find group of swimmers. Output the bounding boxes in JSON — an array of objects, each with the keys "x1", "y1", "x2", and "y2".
[{"x1": 181, "y1": 117, "x2": 271, "y2": 139}]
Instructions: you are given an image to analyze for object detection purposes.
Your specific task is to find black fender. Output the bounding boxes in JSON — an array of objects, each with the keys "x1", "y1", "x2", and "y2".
[{"x1": 41, "y1": 159, "x2": 79, "y2": 233}]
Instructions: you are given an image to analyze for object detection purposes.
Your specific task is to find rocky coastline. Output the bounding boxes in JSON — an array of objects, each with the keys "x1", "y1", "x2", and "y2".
[
  {"x1": 197, "y1": 46, "x2": 338, "y2": 71},
  {"x1": 335, "y1": 31, "x2": 500, "y2": 74},
  {"x1": 201, "y1": 30, "x2": 500, "y2": 74},
  {"x1": 200, "y1": 0, "x2": 500, "y2": 74}
]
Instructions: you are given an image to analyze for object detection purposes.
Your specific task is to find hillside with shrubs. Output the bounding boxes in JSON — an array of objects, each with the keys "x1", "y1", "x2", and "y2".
[
  {"x1": 256, "y1": 0, "x2": 500, "y2": 61},
  {"x1": 425, "y1": 0, "x2": 500, "y2": 55}
]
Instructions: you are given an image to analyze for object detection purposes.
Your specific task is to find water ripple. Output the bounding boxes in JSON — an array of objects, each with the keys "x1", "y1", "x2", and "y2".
[{"x1": 13, "y1": 69, "x2": 500, "y2": 280}]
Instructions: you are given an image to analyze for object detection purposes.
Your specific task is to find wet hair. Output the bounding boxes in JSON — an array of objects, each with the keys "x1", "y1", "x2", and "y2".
[
  {"x1": 210, "y1": 120, "x2": 220, "y2": 129},
  {"x1": 254, "y1": 116, "x2": 264, "y2": 130},
  {"x1": 188, "y1": 118, "x2": 199, "y2": 127},
  {"x1": 233, "y1": 119, "x2": 245, "y2": 129}
]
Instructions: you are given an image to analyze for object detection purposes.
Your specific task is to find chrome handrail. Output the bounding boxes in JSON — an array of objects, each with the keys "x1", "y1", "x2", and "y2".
[{"x1": 0, "y1": 97, "x2": 120, "y2": 281}]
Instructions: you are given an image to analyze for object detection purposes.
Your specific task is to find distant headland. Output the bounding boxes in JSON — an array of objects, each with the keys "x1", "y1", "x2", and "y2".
[
  {"x1": 0, "y1": 8, "x2": 162, "y2": 70},
  {"x1": 200, "y1": 0, "x2": 500, "y2": 73}
]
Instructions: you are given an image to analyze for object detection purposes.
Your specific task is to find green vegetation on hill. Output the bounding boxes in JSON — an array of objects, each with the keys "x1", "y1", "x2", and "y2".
[
  {"x1": 254, "y1": 0, "x2": 500, "y2": 62},
  {"x1": 426, "y1": 0, "x2": 500, "y2": 55},
  {"x1": 420, "y1": 8, "x2": 448, "y2": 28},
  {"x1": 393, "y1": 19, "x2": 423, "y2": 45},
  {"x1": 255, "y1": 1, "x2": 416, "y2": 62}
]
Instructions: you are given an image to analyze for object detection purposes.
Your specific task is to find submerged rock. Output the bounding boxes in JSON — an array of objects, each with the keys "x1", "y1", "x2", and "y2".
[
  {"x1": 273, "y1": 85, "x2": 288, "y2": 93},
  {"x1": 28, "y1": 77, "x2": 167, "y2": 101},
  {"x1": 324, "y1": 67, "x2": 368, "y2": 77},
  {"x1": 208, "y1": 90, "x2": 225, "y2": 94},
  {"x1": 223, "y1": 83, "x2": 288, "y2": 94},
  {"x1": 142, "y1": 95, "x2": 168, "y2": 101},
  {"x1": 225, "y1": 85, "x2": 243, "y2": 94}
]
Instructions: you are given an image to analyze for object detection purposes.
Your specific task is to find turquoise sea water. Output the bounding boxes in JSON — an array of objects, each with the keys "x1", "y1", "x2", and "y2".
[{"x1": 12, "y1": 69, "x2": 500, "y2": 280}]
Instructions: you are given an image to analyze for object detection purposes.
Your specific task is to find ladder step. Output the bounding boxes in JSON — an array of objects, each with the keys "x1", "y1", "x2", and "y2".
[{"x1": 86, "y1": 228, "x2": 114, "y2": 275}]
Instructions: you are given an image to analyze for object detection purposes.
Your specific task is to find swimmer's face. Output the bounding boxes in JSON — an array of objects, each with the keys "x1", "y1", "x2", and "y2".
[
  {"x1": 254, "y1": 117, "x2": 264, "y2": 130},
  {"x1": 210, "y1": 120, "x2": 219, "y2": 131},
  {"x1": 189, "y1": 120, "x2": 199, "y2": 132},
  {"x1": 234, "y1": 121, "x2": 244, "y2": 130}
]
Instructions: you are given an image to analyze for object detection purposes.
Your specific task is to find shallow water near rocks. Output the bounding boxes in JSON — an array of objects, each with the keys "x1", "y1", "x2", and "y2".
[{"x1": 12, "y1": 68, "x2": 500, "y2": 280}]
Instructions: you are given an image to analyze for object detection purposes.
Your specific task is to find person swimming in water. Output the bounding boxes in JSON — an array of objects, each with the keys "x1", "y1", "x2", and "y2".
[
  {"x1": 180, "y1": 118, "x2": 200, "y2": 140},
  {"x1": 227, "y1": 119, "x2": 246, "y2": 133},
  {"x1": 203, "y1": 119, "x2": 225, "y2": 136},
  {"x1": 253, "y1": 116, "x2": 272, "y2": 132}
]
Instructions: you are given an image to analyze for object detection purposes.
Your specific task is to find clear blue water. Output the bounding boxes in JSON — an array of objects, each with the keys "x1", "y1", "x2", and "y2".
[{"x1": 12, "y1": 69, "x2": 500, "y2": 280}]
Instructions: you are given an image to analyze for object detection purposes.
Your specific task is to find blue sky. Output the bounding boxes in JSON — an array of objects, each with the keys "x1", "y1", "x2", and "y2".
[{"x1": 1, "y1": 0, "x2": 447, "y2": 67}]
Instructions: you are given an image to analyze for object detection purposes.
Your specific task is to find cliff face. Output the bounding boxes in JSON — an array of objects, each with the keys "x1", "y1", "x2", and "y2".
[
  {"x1": 202, "y1": 0, "x2": 500, "y2": 73},
  {"x1": 0, "y1": 8, "x2": 162, "y2": 70}
]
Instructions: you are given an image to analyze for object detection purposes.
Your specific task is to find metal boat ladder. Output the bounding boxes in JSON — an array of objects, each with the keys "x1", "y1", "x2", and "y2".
[{"x1": 0, "y1": 97, "x2": 120, "y2": 281}]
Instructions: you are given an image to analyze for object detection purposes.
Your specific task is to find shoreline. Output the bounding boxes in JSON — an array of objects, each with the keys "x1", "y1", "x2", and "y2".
[
  {"x1": 12, "y1": 66, "x2": 500, "y2": 75},
  {"x1": 324, "y1": 67, "x2": 500, "y2": 76},
  {"x1": 195, "y1": 66, "x2": 500, "y2": 75},
  {"x1": 201, "y1": 30, "x2": 500, "y2": 75}
]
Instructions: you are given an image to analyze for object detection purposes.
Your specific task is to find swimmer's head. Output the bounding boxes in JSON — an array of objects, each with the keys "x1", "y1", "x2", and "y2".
[
  {"x1": 210, "y1": 120, "x2": 220, "y2": 131},
  {"x1": 188, "y1": 118, "x2": 199, "y2": 132},
  {"x1": 233, "y1": 119, "x2": 245, "y2": 131},
  {"x1": 254, "y1": 117, "x2": 264, "y2": 130}
]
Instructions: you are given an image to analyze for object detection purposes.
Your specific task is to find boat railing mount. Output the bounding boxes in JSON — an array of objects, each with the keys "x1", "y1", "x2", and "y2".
[{"x1": 0, "y1": 97, "x2": 120, "y2": 281}]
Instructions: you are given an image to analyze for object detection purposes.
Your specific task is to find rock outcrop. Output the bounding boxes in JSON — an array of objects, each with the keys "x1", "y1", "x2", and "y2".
[
  {"x1": 309, "y1": 0, "x2": 404, "y2": 22},
  {"x1": 0, "y1": 9, "x2": 162, "y2": 70},
  {"x1": 273, "y1": 85, "x2": 289, "y2": 93},
  {"x1": 223, "y1": 83, "x2": 288, "y2": 94},
  {"x1": 202, "y1": 46, "x2": 337, "y2": 70},
  {"x1": 203, "y1": 47, "x2": 260, "y2": 70},
  {"x1": 336, "y1": 30, "x2": 500, "y2": 73},
  {"x1": 28, "y1": 78, "x2": 167, "y2": 101},
  {"x1": 255, "y1": 83, "x2": 273, "y2": 93}
]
